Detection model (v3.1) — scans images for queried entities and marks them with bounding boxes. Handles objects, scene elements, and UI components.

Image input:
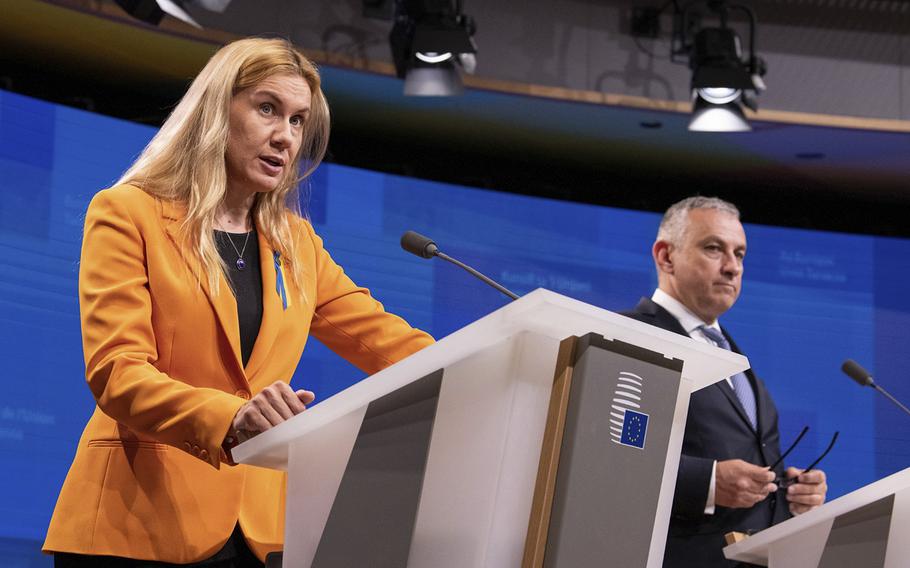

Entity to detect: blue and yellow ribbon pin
[274,251,289,310]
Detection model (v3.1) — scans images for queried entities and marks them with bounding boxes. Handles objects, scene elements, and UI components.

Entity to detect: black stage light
[115,0,231,28]
[688,27,756,132]
[115,0,167,25]
[390,0,477,96]
[666,0,766,132]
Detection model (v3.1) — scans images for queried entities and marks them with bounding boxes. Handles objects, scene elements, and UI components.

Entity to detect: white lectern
[234,289,747,567]
[724,467,910,568]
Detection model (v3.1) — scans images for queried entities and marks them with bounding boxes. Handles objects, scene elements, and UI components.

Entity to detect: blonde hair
[117,37,330,295]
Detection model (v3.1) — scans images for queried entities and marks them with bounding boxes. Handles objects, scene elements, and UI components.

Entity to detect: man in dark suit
[623,196,828,568]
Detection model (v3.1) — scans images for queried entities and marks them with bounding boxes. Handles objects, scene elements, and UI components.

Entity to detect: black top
[215,229,263,368]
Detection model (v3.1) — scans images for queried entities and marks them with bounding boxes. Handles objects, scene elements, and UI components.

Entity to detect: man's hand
[230,381,315,443]
[785,467,827,515]
[715,459,778,509]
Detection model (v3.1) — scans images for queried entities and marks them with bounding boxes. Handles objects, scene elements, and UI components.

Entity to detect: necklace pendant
[236,257,246,270]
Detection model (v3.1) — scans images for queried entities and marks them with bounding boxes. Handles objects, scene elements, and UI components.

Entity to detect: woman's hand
[230,381,315,442]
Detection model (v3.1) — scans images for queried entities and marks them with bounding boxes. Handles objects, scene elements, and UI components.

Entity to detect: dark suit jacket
[623,297,791,568]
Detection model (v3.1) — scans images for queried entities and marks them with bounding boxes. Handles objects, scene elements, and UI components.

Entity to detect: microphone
[841,359,873,387]
[400,231,519,301]
[841,359,910,418]
[400,230,438,259]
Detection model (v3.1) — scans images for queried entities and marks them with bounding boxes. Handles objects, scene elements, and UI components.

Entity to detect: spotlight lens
[404,67,464,96]
[689,106,751,132]
[697,87,741,105]
[416,52,454,64]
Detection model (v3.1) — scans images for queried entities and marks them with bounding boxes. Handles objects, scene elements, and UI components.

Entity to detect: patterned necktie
[699,325,758,430]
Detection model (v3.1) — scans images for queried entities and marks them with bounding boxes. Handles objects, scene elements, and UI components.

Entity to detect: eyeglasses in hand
[769,426,838,489]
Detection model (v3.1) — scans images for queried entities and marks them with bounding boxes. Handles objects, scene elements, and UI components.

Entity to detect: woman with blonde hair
[43,37,433,567]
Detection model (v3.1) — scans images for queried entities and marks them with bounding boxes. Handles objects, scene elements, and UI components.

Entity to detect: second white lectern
[234,289,747,567]
[724,466,910,568]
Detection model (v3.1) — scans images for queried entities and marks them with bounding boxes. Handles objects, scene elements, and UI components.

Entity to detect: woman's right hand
[229,381,315,443]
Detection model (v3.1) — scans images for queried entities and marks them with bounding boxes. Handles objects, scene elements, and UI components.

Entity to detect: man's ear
[653,240,674,274]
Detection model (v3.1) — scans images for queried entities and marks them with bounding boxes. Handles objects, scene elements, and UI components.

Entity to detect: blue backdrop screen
[2,89,910,553]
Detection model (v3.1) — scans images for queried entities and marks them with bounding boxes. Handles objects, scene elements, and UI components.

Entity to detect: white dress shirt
[650,288,728,515]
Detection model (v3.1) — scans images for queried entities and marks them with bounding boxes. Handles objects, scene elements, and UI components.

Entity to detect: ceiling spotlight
[688,25,762,132]
[689,97,750,132]
[114,0,231,28]
[390,0,478,96]
[666,1,766,132]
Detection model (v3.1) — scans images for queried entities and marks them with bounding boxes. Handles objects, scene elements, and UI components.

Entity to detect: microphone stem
[436,251,519,301]
[872,383,910,418]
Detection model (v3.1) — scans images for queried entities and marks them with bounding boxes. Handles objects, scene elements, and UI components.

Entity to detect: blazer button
[192,444,201,455]
[199,449,209,460]
[184,442,192,452]
[236,390,251,400]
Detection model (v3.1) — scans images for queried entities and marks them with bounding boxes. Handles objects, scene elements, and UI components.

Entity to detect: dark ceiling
[3,0,910,236]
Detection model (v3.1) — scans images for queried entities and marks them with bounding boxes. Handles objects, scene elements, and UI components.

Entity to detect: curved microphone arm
[435,252,519,301]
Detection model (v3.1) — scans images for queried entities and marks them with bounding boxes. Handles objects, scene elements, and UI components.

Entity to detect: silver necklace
[222,229,252,270]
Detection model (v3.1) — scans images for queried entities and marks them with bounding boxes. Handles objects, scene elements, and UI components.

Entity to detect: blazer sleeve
[304,222,434,375]
[673,454,716,520]
[79,189,244,468]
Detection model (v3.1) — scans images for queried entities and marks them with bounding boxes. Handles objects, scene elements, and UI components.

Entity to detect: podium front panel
[282,332,560,567]
[541,334,683,568]
[407,332,559,567]
[816,494,892,568]
[311,370,444,567]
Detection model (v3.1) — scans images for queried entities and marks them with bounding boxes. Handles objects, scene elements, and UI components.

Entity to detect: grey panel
[312,369,443,568]
[544,333,683,567]
[817,494,894,568]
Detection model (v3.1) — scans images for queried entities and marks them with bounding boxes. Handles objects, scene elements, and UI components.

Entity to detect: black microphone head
[400,231,439,259]
[841,359,874,387]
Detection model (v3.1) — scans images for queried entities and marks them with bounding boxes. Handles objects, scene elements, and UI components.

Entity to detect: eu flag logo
[610,371,649,449]
[620,410,649,449]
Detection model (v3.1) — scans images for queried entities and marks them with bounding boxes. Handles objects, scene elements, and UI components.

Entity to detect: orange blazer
[43,184,433,563]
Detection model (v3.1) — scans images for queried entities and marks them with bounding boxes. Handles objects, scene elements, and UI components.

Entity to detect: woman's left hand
[230,381,315,442]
